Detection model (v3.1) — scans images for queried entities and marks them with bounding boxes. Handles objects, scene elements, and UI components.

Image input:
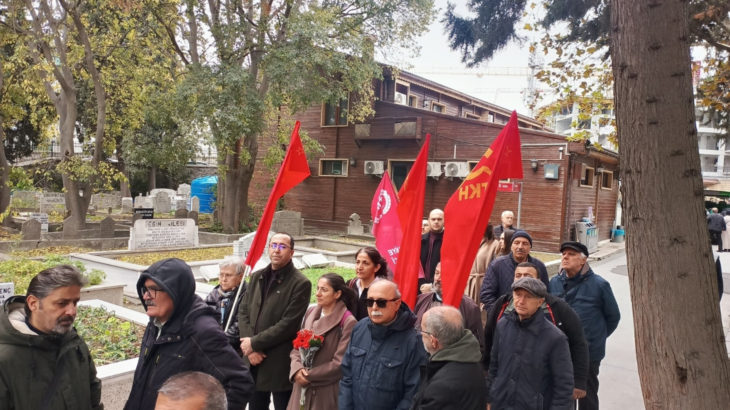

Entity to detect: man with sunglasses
[238,233,311,410]
[339,280,426,410]
[125,258,254,410]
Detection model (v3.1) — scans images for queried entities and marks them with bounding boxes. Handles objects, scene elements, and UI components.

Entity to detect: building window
[431,102,445,113]
[601,170,613,189]
[322,98,348,126]
[389,160,415,191]
[319,159,348,177]
[468,160,479,170]
[487,112,495,122]
[464,112,481,120]
[580,165,595,187]
[408,95,418,108]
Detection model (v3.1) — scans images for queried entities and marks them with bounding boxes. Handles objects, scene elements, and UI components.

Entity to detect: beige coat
[466,239,499,304]
[286,301,356,410]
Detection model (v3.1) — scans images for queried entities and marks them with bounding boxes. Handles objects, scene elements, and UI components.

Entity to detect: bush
[0,255,105,295]
[75,305,145,365]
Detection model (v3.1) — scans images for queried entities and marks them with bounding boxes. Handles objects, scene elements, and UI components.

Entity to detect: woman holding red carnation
[287,273,358,410]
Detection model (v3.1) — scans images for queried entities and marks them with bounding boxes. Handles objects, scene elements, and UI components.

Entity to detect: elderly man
[205,258,246,352]
[238,233,311,410]
[493,210,515,237]
[487,277,573,410]
[549,241,620,410]
[420,208,445,291]
[125,258,253,410]
[414,262,484,356]
[484,262,589,401]
[156,371,227,410]
[0,265,102,409]
[412,306,486,409]
[707,207,726,251]
[339,280,426,410]
[480,230,549,312]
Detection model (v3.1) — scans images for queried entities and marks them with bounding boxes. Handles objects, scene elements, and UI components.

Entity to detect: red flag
[244,121,310,268]
[394,135,430,309]
[371,171,402,270]
[441,112,523,307]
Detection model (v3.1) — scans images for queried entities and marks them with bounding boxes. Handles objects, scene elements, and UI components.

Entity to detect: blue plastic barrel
[190,176,217,214]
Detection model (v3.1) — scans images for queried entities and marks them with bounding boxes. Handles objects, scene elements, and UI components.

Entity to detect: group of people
[0,212,621,410]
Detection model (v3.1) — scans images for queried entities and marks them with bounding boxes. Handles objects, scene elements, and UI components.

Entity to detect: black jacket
[483,293,589,390]
[410,329,486,410]
[125,258,254,410]
[480,253,549,312]
[420,231,443,281]
[205,283,246,352]
[487,310,574,410]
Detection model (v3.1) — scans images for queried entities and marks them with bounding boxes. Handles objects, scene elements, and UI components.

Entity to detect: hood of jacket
[429,328,481,363]
[136,258,195,324]
[367,301,417,340]
[1,296,78,351]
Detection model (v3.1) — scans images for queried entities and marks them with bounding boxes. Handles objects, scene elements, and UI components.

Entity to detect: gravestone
[40,192,66,214]
[149,188,176,199]
[177,183,191,196]
[174,198,187,212]
[10,191,42,211]
[100,216,115,238]
[187,210,199,225]
[174,208,187,218]
[271,210,303,236]
[29,212,49,233]
[132,208,154,224]
[153,192,172,214]
[129,219,199,250]
[121,197,134,213]
[21,219,41,240]
[190,196,200,212]
[347,213,364,235]
[134,194,145,208]
[0,283,14,305]
[233,231,273,262]
[91,193,121,212]
[62,217,81,239]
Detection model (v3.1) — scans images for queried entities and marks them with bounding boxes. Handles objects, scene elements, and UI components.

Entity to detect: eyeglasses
[270,243,289,251]
[142,286,164,298]
[365,298,399,308]
[420,329,434,337]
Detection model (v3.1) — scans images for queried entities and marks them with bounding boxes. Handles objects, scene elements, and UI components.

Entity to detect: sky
[395,0,535,116]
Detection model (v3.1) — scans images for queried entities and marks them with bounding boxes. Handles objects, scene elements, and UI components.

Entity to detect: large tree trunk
[148,165,157,191]
[0,59,10,216]
[611,1,730,407]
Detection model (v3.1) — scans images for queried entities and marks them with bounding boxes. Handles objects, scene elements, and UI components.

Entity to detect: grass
[116,247,232,265]
[300,266,356,303]
[75,305,146,366]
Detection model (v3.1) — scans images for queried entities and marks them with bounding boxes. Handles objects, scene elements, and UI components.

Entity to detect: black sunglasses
[365,298,400,308]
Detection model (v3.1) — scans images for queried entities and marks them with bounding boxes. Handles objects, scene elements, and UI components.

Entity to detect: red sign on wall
[497,182,521,192]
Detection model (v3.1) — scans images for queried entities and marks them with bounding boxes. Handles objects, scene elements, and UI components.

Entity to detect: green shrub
[75,306,144,365]
[0,255,105,295]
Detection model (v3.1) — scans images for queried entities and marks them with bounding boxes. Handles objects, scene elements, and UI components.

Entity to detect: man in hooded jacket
[124,258,254,410]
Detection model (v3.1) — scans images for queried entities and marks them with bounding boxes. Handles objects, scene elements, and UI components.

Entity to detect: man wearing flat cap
[480,230,550,312]
[487,277,574,410]
[549,241,620,410]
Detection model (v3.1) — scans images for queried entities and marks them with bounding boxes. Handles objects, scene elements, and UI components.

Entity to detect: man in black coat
[412,306,486,409]
[419,209,444,292]
[125,258,254,410]
[484,262,589,402]
[707,207,726,250]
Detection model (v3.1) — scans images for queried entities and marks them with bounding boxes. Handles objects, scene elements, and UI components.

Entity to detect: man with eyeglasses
[125,258,254,410]
[339,280,426,410]
[238,233,311,410]
[205,258,247,354]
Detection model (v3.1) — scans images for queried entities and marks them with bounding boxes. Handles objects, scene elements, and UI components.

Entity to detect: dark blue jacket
[125,258,254,410]
[487,310,574,410]
[480,253,549,312]
[339,303,427,410]
[548,264,620,362]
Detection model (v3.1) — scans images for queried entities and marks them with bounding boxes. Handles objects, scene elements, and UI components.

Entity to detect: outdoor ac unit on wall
[364,160,385,176]
[427,162,442,178]
[394,92,408,105]
[444,161,470,178]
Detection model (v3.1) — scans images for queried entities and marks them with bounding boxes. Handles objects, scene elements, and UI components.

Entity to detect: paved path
[592,250,730,410]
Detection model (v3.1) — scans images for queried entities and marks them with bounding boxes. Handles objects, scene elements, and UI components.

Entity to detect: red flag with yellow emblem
[441,112,523,307]
[394,135,430,309]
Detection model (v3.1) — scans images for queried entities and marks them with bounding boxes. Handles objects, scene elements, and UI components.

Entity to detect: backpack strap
[340,310,353,329]
[544,303,557,325]
[496,301,509,321]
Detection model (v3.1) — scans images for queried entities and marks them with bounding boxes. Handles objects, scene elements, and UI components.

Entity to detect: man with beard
[414,262,484,356]
[0,265,102,409]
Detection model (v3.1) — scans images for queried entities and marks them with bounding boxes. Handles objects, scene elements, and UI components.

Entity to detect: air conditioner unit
[364,160,385,176]
[427,162,442,178]
[394,92,408,105]
[444,161,470,178]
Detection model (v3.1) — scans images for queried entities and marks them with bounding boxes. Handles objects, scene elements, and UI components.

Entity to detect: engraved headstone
[190,196,200,213]
[149,188,176,199]
[174,208,188,218]
[100,216,115,238]
[129,219,199,250]
[347,213,364,235]
[154,192,171,214]
[62,217,80,239]
[10,191,42,211]
[0,283,14,305]
[177,183,191,196]
[271,210,303,236]
[175,198,187,212]
[21,219,41,240]
[233,231,274,262]
[122,197,133,213]
[29,212,49,233]
[40,192,66,214]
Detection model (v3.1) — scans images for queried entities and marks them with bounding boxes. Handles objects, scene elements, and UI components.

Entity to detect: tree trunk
[148,165,157,191]
[0,59,10,216]
[611,1,730,407]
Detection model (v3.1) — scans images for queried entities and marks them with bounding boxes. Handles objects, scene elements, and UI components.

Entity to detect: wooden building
[250,69,620,253]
